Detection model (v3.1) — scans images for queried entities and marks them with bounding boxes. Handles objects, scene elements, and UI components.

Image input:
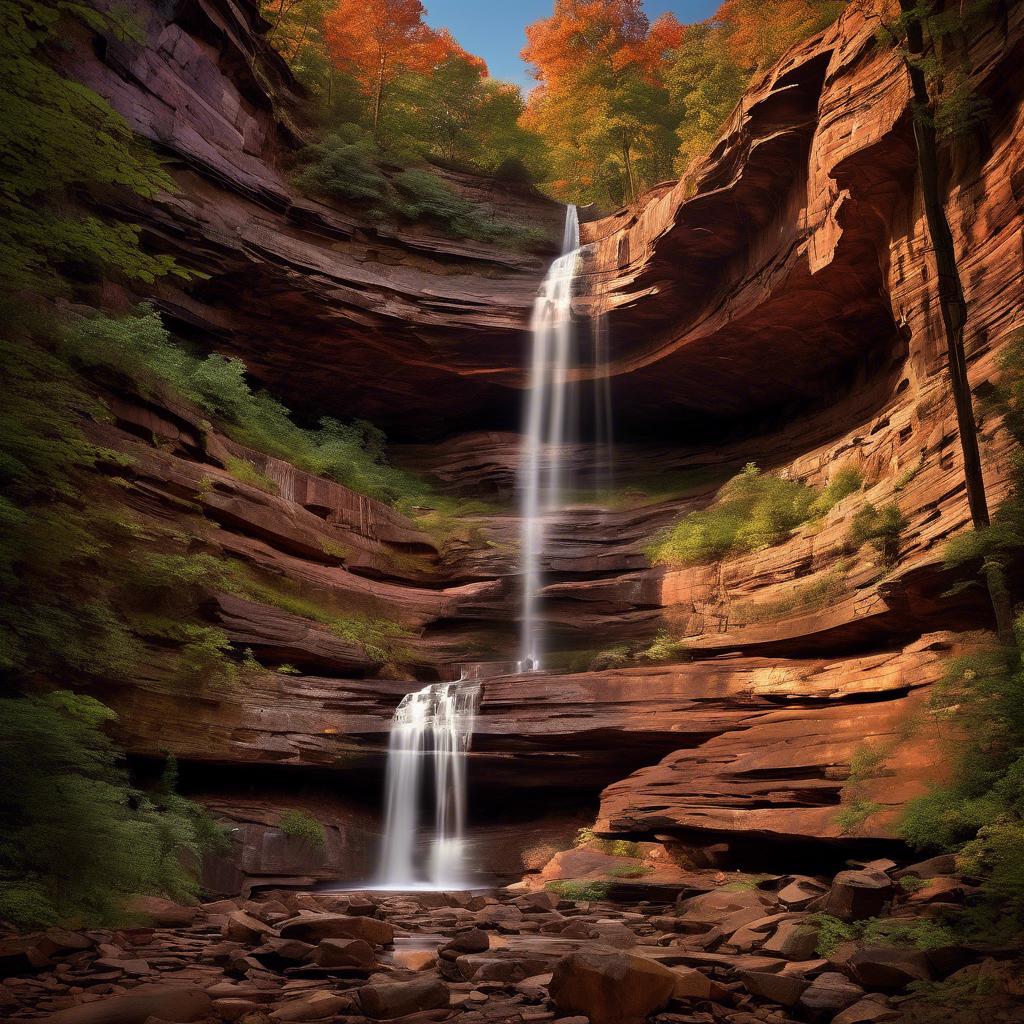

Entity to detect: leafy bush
[899,621,1024,927]
[811,913,956,957]
[0,697,221,930]
[848,502,908,565]
[836,799,884,834]
[279,810,325,848]
[647,463,822,567]
[544,880,611,901]
[65,310,432,508]
[292,130,389,204]
[809,465,863,516]
[637,632,690,663]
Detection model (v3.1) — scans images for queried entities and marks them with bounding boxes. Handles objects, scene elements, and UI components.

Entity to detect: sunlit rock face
[62,0,1024,891]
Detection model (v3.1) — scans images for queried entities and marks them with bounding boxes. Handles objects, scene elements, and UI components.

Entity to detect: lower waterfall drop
[377,681,480,889]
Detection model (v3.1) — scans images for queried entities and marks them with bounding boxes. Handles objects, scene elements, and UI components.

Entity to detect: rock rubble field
[3,859,1022,1024]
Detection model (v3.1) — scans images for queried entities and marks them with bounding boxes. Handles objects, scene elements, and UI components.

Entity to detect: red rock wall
[59,0,1024,880]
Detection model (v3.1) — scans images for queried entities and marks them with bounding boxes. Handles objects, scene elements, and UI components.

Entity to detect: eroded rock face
[53,0,1024,877]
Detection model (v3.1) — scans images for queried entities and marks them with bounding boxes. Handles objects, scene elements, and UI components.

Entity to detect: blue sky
[422,1,721,90]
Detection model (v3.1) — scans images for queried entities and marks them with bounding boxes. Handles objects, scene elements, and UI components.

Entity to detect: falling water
[519,205,580,672]
[378,681,480,889]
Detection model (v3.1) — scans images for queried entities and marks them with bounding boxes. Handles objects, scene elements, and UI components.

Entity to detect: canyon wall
[69,0,1024,890]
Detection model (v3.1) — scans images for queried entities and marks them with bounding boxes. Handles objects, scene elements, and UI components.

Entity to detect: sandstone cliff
[65,0,1024,889]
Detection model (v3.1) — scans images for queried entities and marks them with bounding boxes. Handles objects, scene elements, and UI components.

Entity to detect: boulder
[550,949,678,1024]
[832,997,900,1023]
[0,936,50,975]
[762,920,820,961]
[799,971,866,1016]
[126,895,198,928]
[269,990,353,1021]
[893,855,957,880]
[777,877,829,910]
[848,947,932,991]
[251,937,315,966]
[592,920,637,949]
[357,978,450,1019]
[740,969,810,1007]
[824,871,894,922]
[671,966,727,1000]
[40,983,212,1023]
[279,913,394,946]
[223,910,274,943]
[440,927,488,955]
[313,937,377,969]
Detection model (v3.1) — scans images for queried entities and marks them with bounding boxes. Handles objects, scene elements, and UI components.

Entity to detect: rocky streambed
[2,859,1021,1024]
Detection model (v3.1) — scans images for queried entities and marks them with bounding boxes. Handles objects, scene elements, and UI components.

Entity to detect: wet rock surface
[3,862,1021,1024]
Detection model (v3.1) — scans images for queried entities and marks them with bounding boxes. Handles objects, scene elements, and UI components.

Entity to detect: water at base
[376,681,480,890]
[519,205,581,673]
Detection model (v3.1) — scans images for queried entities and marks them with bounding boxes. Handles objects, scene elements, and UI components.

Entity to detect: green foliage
[900,875,928,893]
[544,880,611,901]
[291,128,547,248]
[224,564,408,663]
[810,466,864,516]
[279,810,325,848]
[836,799,884,834]
[223,456,279,494]
[647,463,823,567]
[848,502,908,565]
[812,914,856,957]
[812,912,956,956]
[0,0,187,299]
[899,620,1024,926]
[0,697,220,930]
[637,632,690,663]
[65,308,431,507]
[292,129,389,203]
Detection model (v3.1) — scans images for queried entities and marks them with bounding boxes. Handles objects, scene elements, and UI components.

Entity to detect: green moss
[279,810,325,848]
[545,880,611,901]
[223,455,279,494]
[607,863,652,878]
[222,564,409,663]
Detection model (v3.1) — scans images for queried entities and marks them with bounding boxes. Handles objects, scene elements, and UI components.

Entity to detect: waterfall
[519,205,581,672]
[377,681,480,889]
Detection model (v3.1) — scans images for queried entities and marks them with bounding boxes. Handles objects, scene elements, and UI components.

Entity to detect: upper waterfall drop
[519,205,581,673]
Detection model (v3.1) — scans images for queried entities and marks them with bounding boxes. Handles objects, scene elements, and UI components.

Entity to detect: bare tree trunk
[899,0,1015,645]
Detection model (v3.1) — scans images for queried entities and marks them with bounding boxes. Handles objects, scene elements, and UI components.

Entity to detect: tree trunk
[372,71,383,135]
[899,0,1015,645]
[622,137,636,202]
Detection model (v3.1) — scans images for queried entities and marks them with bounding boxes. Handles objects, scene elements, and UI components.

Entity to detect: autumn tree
[717,0,845,71]
[324,0,443,134]
[521,0,683,207]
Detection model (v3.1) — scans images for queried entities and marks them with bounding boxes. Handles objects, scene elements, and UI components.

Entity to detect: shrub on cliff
[899,621,1024,928]
[0,696,222,930]
[646,463,821,566]
[65,309,430,507]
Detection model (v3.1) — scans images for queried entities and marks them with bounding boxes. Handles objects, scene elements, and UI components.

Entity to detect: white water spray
[519,206,580,672]
[377,681,480,889]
